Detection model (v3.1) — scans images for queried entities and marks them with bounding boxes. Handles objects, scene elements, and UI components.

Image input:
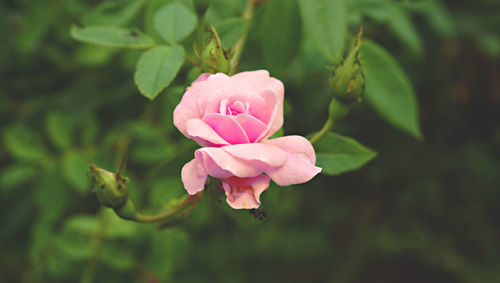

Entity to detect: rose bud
[329,28,365,104]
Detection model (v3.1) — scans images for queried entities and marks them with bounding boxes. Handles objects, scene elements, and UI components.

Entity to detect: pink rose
[174,70,321,209]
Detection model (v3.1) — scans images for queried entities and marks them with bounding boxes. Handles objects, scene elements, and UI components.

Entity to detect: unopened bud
[200,25,230,74]
[89,162,129,209]
[329,27,365,104]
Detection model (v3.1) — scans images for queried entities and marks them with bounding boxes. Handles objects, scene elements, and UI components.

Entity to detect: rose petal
[203,113,250,144]
[181,159,208,195]
[195,147,271,178]
[221,175,270,209]
[173,88,202,138]
[263,135,321,186]
[234,114,268,142]
[264,135,317,163]
[222,143,286,167]
[185,118,229,147]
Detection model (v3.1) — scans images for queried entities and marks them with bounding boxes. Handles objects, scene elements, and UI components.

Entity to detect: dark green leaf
[3,124,48,161]
[315,132,376,175]
[101,245,135,270]
[213,17,246,48]
[154,2,197,44]
[362,40,422,138]
[70,25,155,49]
[0,164,36,192]
[298,0,346,62]
[150,228,190,281]
[134,45,185,99]
[260,0,301,74]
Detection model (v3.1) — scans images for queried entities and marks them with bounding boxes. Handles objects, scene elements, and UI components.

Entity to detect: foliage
[1,0,499,282]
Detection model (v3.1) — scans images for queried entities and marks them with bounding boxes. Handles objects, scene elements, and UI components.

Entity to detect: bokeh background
[1,0,499,282]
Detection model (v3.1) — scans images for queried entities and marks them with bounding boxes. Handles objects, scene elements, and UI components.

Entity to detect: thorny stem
[229,0,255,75]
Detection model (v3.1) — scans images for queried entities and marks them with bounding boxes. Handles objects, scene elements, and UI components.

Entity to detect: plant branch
[309,119,333,145]
[229,0,255,75]
[133,193,202,223]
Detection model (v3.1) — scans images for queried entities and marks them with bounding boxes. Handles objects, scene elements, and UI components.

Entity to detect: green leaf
[154,2,197,44]
[101,245,135,270]
[83,0,146,27]
[298,0,346,62]
[70,25,155,49]
[134,45,185,99]
[213,17,246,48]
[362,40,422,138]
[63,215,99,235]
[3,124,48,161]
[54,235,92,260]
[80,114,99,144]
[260,0,301,74]
[0,164,36,192]
[36,166,68,222]
[315,132,376,175]
[130,143,175,163]
[46,111,73,149]
[61,150,92,193]
[150,228,190,281]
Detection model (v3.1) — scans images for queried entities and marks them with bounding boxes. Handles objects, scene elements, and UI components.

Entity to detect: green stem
[133,194,202,223]
[81,211,108,283]
[229,0,255,75]
[309,119,333,145]
[310,98,351,145]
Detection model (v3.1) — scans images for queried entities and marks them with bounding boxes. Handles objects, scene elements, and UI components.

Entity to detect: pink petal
[264,135,317,163]
[203,113,250,144]
[234,114,268,142]
[192,73,211,84]
[185,118,229,147]
[173,88,202,138]
[222,143,287,167]
[195,147,267,178]
[181,159,208,195]
[221,175,270,209]
[263,135,321,186]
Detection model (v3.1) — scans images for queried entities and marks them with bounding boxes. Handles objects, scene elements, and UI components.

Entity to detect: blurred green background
[1,0,499,282]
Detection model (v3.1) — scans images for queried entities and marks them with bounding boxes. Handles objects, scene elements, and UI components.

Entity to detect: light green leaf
[315,132,376,175]
[362,40,422,138]
[0,164,36,192]
[298,0,346,62]
[83,0,146,27]
[63,215,99,235]
[213,17,246,48]
[260,0,301,74]
[3,124,48,161]
[61,150,92,193]
[154,2,197,44]
[134,45,185,99]
[46,111,73,149]
[70,25,155,49]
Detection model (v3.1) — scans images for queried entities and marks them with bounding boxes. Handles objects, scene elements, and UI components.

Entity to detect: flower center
[220,99,250,116]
